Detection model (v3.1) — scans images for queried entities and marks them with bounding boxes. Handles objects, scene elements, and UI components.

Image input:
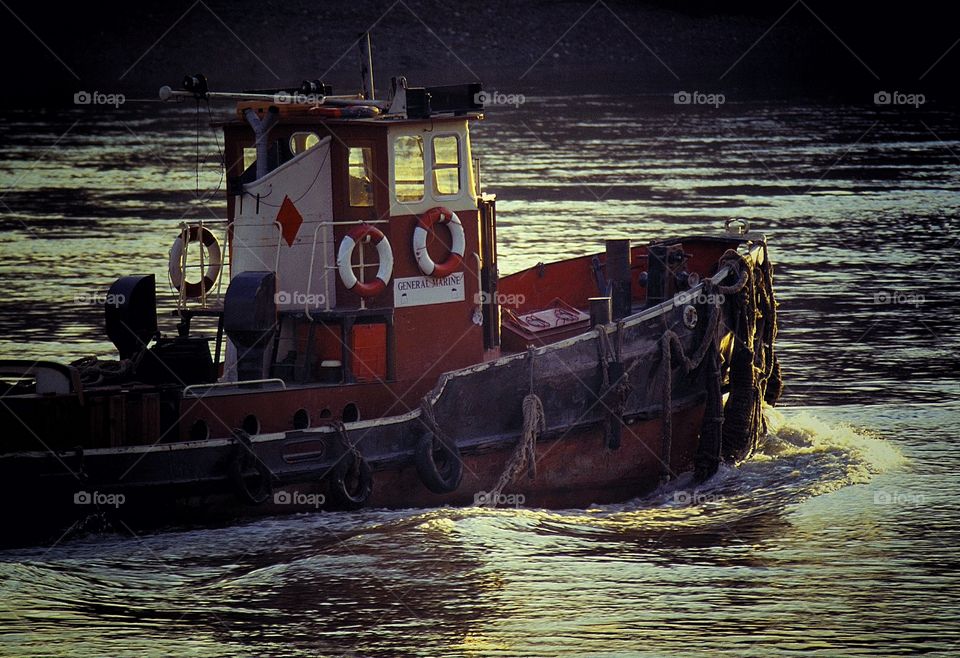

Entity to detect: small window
[394,135,424,202]
[348,146,374,207]
[290,132,320,155]
[432,135,461,196]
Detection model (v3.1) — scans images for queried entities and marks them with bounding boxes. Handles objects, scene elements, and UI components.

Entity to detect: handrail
[174,219,230,311]
[273,221,283,274]
[301,218,392,320]
[182,378,287,397]
[305,223,331,320]
[472,252,483,321]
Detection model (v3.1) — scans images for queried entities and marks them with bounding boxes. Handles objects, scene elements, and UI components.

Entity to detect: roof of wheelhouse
[216,112,484,128]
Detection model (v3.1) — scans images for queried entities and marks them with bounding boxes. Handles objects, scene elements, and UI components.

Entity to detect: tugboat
[0,63,781,546]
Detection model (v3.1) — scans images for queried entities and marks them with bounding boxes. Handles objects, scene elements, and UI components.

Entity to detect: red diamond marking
[276,195,303,247]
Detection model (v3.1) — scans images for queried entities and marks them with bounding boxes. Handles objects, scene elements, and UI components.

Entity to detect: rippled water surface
[1,97,958,656]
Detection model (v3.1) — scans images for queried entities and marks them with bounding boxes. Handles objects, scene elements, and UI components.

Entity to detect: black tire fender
[328,450,373,510]
[228,429,272,505]
[414,431,463,494]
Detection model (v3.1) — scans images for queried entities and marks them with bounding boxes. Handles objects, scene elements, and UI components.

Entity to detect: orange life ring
[413,207,465,278]
[336,224,394,297]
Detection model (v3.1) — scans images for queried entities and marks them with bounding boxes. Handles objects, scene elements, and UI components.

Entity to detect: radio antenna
[358,32,375,100]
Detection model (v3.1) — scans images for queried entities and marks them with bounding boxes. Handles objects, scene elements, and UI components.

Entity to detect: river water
[0,97,958,656]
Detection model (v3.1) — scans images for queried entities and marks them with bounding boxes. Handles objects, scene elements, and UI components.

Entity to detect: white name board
[394,273,465,308]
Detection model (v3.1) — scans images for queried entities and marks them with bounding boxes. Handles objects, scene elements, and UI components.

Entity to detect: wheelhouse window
[393,135,424,202]
[289,132,320,155]
[348,146,374,207]
[432,135,461,196]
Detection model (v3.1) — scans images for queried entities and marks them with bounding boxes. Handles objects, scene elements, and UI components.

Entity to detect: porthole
[242,414,260,435]
[189,419,210,441]
[293,408,310,430]
[342,403,360,423]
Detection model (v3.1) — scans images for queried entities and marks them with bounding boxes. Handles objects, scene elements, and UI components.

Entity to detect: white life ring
[337,223,393,297]
[413,207,465,278]
[168,225,222,298]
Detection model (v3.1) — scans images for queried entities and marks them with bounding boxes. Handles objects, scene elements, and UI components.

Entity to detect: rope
[482,348,545,507]
[715,248,781,462]
[325,419,363,480]
[419,396,453,448]
[596,325,611,391]
[329,420,357,451]
[758,245,782,405]
[70,356,134,386]
[657,280,724,481]
[69,339,153,387]
[693,338,724,482]
[659,332,674,482]
[483,394,544,507]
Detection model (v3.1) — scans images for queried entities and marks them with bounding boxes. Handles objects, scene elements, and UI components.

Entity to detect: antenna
[358,32,375,100]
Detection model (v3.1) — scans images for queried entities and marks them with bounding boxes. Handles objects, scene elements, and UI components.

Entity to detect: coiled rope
[69,334,156,386]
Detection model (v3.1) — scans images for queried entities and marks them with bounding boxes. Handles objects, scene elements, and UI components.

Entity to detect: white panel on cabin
[232,137,337,312]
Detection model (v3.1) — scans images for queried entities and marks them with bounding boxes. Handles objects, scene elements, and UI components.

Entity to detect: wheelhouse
[195,89,499,402]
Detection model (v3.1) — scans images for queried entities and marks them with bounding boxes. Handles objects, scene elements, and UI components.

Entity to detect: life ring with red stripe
[168,225,222,298]
[337,224,394,297]
[413,207,465,278]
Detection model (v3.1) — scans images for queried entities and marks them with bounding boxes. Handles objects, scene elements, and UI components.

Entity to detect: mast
[358,32,375,100]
